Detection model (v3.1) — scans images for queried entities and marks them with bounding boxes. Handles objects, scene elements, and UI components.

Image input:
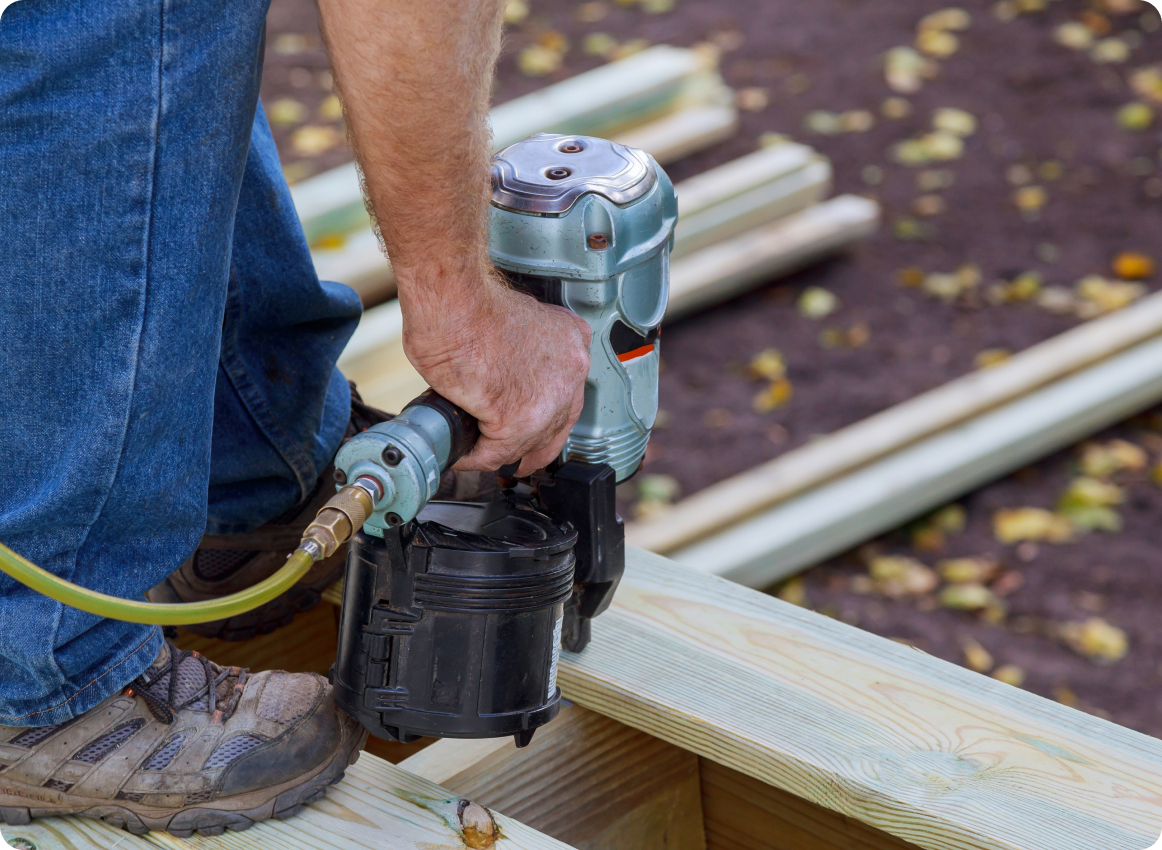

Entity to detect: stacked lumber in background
[628,291,1162,589]
[290,44,879,311]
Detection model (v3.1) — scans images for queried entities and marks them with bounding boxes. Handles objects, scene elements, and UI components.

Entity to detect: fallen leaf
[932,107,977,136]
[918,7,972,31]
[975,348,1011,369]
[1112,251,1155,279]
[575,1,608,22]
[777,578,807,606]
[938,556,1000,584]
[1079,439,1147,477]
[1130,66,1162,103]
[583,32,618,57]
[641,0,675,13]
[610,38,651,60]
[1091,36,1131,63]
[939,582,996,610]
[268,98,307,126]
[518,44,563,76]
[737,87,769,112]
[913,194,946,216]
[804,110,842,135]
[1013,185,1048,212]
[885,46,938,93]
[882,97,913,118]
[291,125,342,156]
[917,28,960,57]
[898,267,926,287]
[504,0,529,23]
[1116,101,1155,130]
[1061,617,1129,662]
[992,664,1026,686]
[702,408,733,429]
[1076,274,1146,314]
[869,556,939,598]
[753,378,793,412]
[1054,21,1095,49]
[838,109,875,132]
[798,287,840,318]
[994,507,1074,544]
[962,638,994,672]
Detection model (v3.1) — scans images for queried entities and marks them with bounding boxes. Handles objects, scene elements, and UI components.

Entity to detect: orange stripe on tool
[617,344,655,363]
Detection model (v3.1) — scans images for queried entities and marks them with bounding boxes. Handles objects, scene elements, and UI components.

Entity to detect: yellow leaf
[268,98,307,127]
[504,0,529,23]
[518,44,563,76]
[869,556,938,598]
[1076,274,1146,313]
[798,287,840,318]
[290,125,342,156]
[962,638,994,673]
[747,348,786,381]
[938,582,995,610]
[753,378,793,413]
[931,107,977,136]
[1112,251,1155,280]
[974,348,1011,369]
[318,94,344,122]
[993,507,1074,544]
[917,28,959,57]
[583,32,618,57]
[918,8,972,32]
[992,664,1026,686]
[937,556,1000,584]
[1062,617,1129,662]
[1080,439,1147,477]
[777,578,807,607]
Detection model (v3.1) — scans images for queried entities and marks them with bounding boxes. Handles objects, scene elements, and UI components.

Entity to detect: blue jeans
[0,0,361,725]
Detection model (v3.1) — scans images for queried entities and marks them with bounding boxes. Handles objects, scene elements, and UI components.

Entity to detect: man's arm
[315,0,591,477]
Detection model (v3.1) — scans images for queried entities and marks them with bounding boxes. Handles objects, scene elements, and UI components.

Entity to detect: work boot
[0,641,366,836]
[147,384,500,641]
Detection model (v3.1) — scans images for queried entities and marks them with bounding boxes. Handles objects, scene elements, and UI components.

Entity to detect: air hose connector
[301,478,380,559]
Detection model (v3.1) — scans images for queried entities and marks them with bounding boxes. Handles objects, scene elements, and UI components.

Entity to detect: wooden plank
[699,759,917,850]
[310,94,737,305]
[400,703,706,850]
[556,547,1162,850]
[628,289,1162,554]
[664,194,879,320]
[10,752,577,850]
[293,45,720,244]
[673,334,1162,588]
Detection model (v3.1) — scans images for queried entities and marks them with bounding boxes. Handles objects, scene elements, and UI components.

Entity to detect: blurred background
[261,0,1162,735]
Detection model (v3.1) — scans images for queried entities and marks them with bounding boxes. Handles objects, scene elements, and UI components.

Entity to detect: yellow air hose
[0,483,375,626]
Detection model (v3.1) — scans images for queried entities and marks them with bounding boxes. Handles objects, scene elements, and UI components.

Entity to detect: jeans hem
[0,627,163,727]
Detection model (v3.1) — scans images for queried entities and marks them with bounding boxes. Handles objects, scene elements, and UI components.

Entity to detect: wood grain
[557,548,1162,850]
[629,290,1162,554]
[401,703,706,850]
[12,753,576,850]
[700,759,917,850]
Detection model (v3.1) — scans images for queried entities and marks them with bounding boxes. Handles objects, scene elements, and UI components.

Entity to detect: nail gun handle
[402,389,479,471]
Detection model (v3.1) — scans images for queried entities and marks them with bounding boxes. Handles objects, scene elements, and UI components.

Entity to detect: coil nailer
[321,134,677,747]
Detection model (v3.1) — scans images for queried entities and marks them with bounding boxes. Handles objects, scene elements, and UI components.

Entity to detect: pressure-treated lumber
[665,194,878,320]
[557,547,1162,850]
[673,332,1162,587]
[400,703,706,850]
[293,45,722,244]
[6,752,577,850]
[309,97,739,304]
[629,289,1162,554]
[699,759,916,850]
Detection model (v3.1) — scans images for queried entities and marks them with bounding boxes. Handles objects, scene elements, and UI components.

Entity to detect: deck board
[556,547,1162,850]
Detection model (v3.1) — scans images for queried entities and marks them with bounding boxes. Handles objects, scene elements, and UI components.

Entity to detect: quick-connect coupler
[328,390,478,538]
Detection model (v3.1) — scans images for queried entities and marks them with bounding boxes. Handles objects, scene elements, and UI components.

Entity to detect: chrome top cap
[490,134,657,215]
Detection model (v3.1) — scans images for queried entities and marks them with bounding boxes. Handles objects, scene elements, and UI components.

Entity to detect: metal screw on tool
[382,445,404,466]
[546,167,572,180]
[587,233,609,250]
[333,468,348,485]
[385,512,403,527]
[559,142,584,153]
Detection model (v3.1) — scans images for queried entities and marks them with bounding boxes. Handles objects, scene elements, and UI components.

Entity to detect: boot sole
[0,720,368,837]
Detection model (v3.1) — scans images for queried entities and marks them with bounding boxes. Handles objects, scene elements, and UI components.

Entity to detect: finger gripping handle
[407,389,479,470]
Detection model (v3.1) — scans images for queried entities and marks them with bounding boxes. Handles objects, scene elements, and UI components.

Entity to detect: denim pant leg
[207,106,360,537]
[0,0,359,725]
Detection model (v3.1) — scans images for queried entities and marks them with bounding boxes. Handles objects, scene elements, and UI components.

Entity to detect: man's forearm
[316,0,506,329]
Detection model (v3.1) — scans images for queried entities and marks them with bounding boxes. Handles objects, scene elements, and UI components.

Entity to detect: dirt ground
[260,0,1162,735]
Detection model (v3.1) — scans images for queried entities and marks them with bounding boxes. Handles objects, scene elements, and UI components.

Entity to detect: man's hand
[315,0,589,473]
[401,270,591,476]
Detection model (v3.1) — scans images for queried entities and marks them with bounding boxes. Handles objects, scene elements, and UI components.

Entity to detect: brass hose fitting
[301,480,378,559]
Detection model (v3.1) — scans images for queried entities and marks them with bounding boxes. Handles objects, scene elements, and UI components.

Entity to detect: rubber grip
[406,389,479,470]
